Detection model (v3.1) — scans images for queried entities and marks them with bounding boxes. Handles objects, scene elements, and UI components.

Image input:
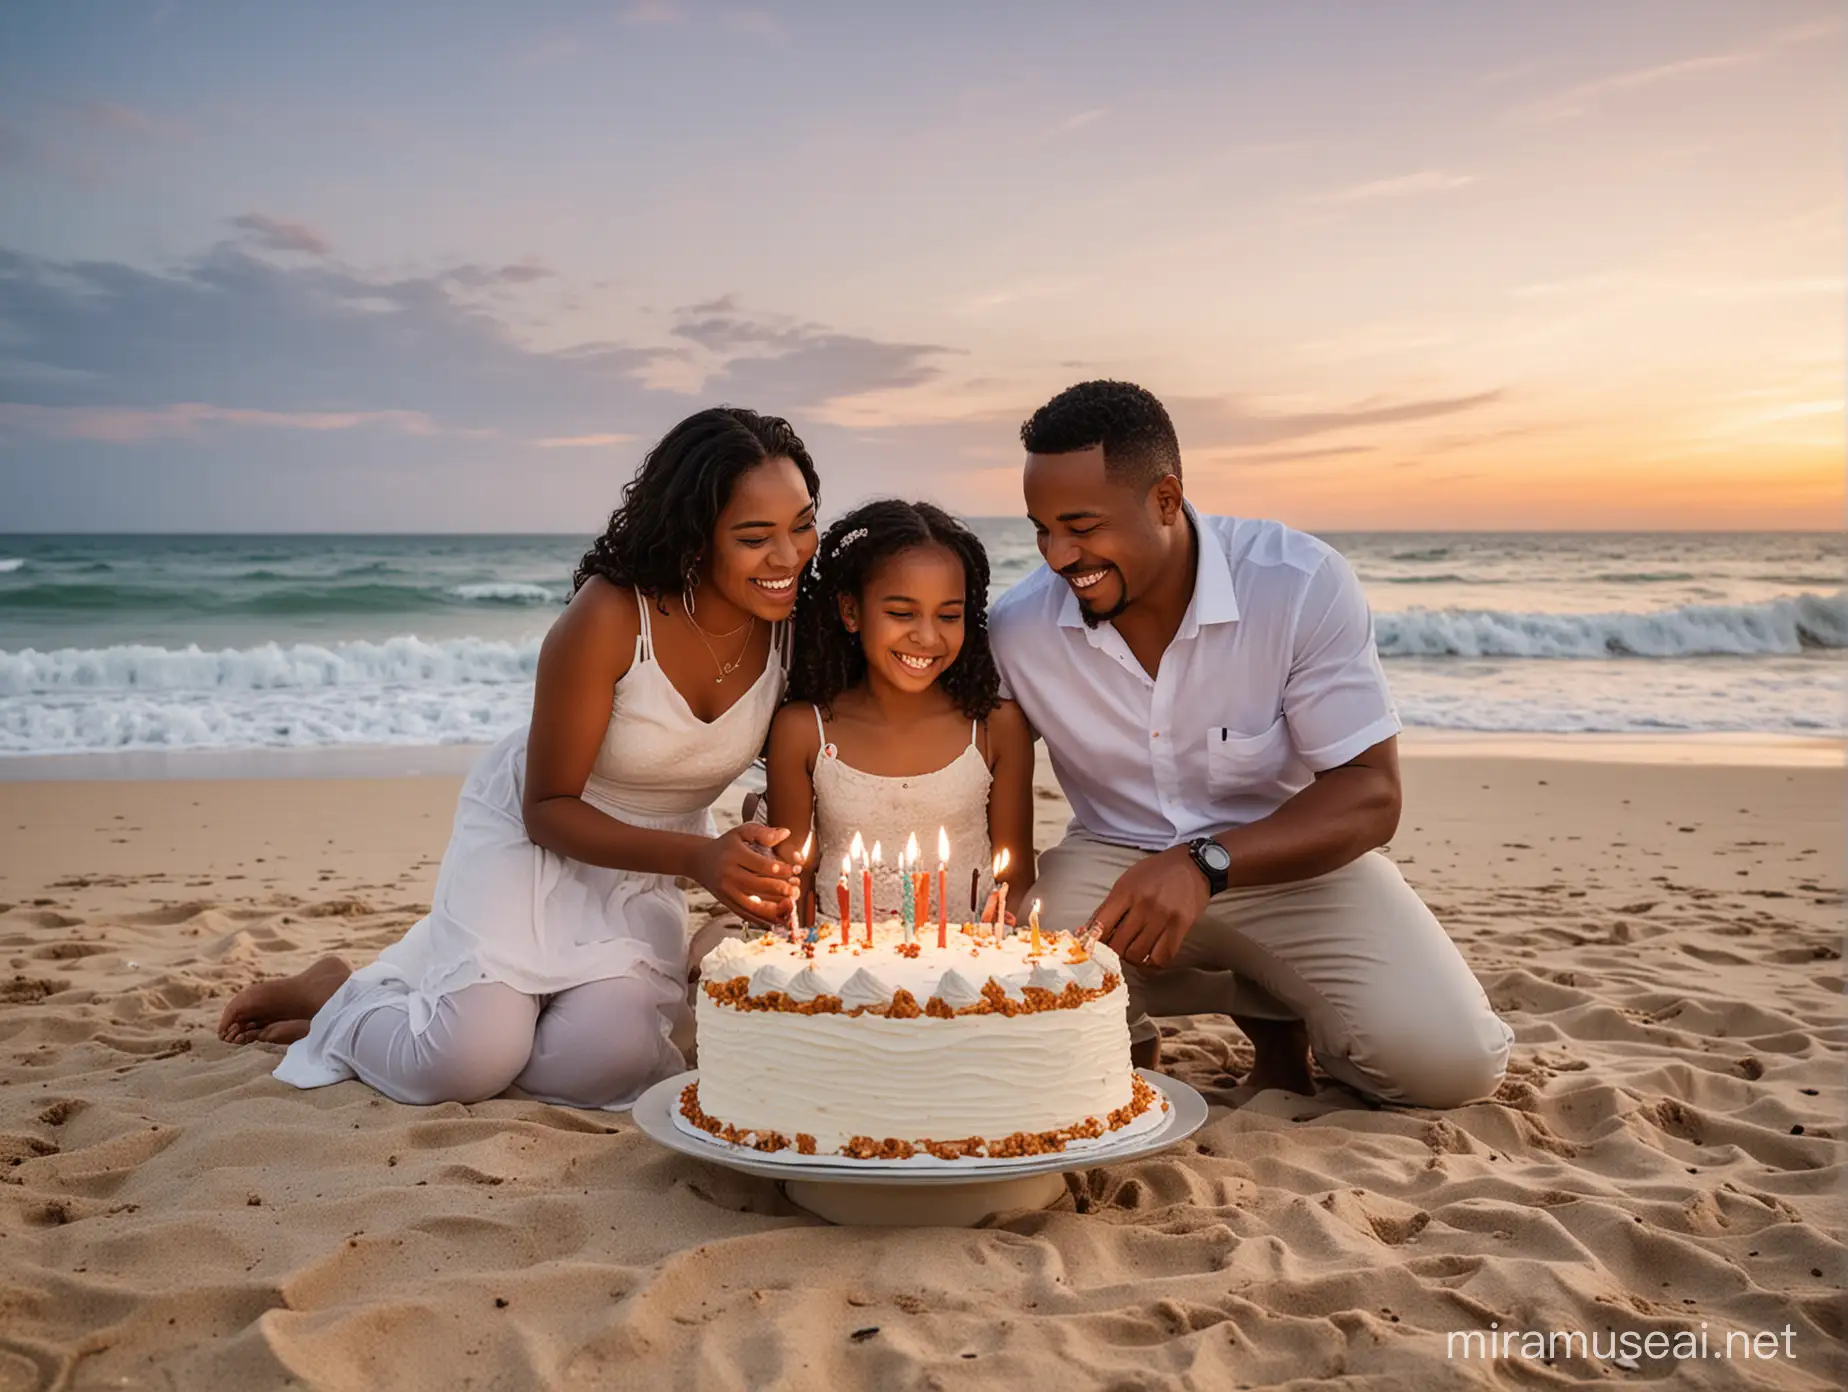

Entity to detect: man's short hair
[1019,380,1182,492]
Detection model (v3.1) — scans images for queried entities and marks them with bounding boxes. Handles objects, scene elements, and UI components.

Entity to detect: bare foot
[218,956,352,1046]
[1237,1015,1314,1095]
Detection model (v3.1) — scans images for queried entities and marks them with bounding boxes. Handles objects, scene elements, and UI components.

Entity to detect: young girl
[767,500,1035,929]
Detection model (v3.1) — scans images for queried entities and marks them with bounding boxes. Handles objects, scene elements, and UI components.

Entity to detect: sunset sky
[0,1,1840,532]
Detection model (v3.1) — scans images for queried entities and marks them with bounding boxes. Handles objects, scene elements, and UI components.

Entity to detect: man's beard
[1071,568,1131,628]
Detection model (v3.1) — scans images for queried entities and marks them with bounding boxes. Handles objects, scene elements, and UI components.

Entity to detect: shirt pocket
[1206,716,1293,793]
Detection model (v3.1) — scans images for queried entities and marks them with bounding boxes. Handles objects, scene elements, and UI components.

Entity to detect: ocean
[0,529,1840,757]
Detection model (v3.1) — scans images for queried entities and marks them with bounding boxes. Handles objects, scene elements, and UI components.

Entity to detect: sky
[0,0,1840,532]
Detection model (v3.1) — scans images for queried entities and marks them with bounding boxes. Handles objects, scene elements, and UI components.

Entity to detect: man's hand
[1087,847,1209,969]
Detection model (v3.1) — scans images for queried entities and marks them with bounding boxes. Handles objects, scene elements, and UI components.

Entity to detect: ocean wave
[1376,589,1847,658]
[0,579,556,615]
[0,559,23,573]
[449,582,559,604]
[0,688,533,753]
[0,635,542,696]
[1369,573,1492,585]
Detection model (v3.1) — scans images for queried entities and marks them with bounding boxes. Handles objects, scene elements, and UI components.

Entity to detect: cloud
[81,101,189,142]
[1216,444,1377,469]
[1508,18,1840,124]
[0,401,441,443]
[1172,389,1505,451]
[619,1,683,26]
[669,299,959,410]
[0,241,670,434]
[230,213,333,257]
[0,241,967,462]
[721,9,785,40]
[443,260,556,289]
[536,432,639,448]
[1315,170,1477,205]
[1055,108,1109,134]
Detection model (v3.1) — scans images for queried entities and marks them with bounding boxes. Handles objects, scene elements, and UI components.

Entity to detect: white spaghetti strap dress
[275,591,789,1107]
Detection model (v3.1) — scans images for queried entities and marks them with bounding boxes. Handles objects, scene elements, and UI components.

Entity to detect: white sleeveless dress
[810,706,997,925]
[276,593,789,1095]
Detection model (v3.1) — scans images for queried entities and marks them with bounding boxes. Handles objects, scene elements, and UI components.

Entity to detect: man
[990,380,1511,1107]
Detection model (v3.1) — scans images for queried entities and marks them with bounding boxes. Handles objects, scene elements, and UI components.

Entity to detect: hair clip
[830,526,869,557]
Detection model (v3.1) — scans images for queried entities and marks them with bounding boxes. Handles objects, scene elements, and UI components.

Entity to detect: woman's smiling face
[840,543,968,694]
[703,455,818,621]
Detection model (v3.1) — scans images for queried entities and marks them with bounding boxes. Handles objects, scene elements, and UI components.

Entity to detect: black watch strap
[1186,837,1230,896]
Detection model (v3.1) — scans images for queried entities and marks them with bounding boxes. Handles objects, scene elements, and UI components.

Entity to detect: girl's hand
[694,824,798,926]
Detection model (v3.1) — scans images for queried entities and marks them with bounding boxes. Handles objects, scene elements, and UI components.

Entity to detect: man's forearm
[1212,765,1400,889]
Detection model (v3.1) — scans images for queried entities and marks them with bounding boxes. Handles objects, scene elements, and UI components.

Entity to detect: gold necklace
[689,613,757,682]
[687,608,749,640]
[680,588,750,640]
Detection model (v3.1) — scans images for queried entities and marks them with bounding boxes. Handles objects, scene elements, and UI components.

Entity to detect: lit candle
[867,841,880,944]
[937,826,949,949]
[1029,898,1043,956]
[837,852,852,946]
[992,848,1011,936]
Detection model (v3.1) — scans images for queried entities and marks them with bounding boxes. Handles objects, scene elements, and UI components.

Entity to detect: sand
[0,751,1842,1389]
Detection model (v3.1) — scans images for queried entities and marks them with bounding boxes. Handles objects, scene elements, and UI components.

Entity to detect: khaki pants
[1033,827,1513,1108]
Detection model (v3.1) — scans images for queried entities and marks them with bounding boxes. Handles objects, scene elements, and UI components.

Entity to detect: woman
[218,407,819,1110]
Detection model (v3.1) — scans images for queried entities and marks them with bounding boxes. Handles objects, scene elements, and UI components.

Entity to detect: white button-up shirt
[991,508,1400,851]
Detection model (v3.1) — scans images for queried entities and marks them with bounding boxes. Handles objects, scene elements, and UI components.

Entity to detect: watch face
[1200,843,1232,872]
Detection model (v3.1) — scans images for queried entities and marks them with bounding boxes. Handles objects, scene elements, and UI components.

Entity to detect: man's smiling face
[1023,444,1183,628]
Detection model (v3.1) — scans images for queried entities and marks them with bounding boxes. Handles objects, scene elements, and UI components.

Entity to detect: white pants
[332,975,683,1109]
[1033,829,1513,1108]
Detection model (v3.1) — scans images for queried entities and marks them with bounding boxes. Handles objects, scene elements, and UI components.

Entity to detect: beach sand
[1,752,1841,1389]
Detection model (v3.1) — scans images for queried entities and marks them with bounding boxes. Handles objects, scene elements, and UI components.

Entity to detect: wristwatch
[1185,837,1231,896]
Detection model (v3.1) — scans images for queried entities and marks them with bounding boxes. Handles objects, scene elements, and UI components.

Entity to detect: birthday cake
[683,919,1160,1160]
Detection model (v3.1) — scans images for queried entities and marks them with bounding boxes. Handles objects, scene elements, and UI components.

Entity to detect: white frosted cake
[685,920,1160,1160]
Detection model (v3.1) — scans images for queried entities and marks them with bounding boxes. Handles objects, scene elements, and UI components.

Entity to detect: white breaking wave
[449,581,557,604]
[0,635,542,754]
[1377,589,1846,658]
[0,635,541,695]
[0,559,23,573]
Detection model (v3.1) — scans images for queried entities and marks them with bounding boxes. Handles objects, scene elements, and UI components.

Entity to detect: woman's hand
[693,823,798,925]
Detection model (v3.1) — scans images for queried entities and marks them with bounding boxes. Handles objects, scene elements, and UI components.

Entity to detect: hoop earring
[683,566,699,618]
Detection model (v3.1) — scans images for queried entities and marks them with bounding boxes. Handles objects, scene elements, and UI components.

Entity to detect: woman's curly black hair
[572,406,819,602]
[789,499,1000,721]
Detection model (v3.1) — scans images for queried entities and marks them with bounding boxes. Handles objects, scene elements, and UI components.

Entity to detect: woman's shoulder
[541,576,643,676]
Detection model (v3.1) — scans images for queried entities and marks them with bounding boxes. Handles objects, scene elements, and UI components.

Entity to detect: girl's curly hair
[789,499,1000,721]
[572,407,819,602]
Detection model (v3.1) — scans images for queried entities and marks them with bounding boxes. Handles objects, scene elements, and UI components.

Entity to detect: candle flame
[849,830,865,860]
[871,841,882,865]
[993,848,1010,875]
[904,831,920,864]
[841,852,852,875]
[937,825,949,864]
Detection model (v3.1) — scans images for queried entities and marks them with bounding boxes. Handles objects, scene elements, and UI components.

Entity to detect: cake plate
[632,1068,1208,1227]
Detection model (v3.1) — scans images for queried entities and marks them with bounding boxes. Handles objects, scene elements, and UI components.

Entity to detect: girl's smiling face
[839,543,967,695]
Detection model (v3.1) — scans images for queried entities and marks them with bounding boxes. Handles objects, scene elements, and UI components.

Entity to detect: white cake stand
[631,1068,1208,1227]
